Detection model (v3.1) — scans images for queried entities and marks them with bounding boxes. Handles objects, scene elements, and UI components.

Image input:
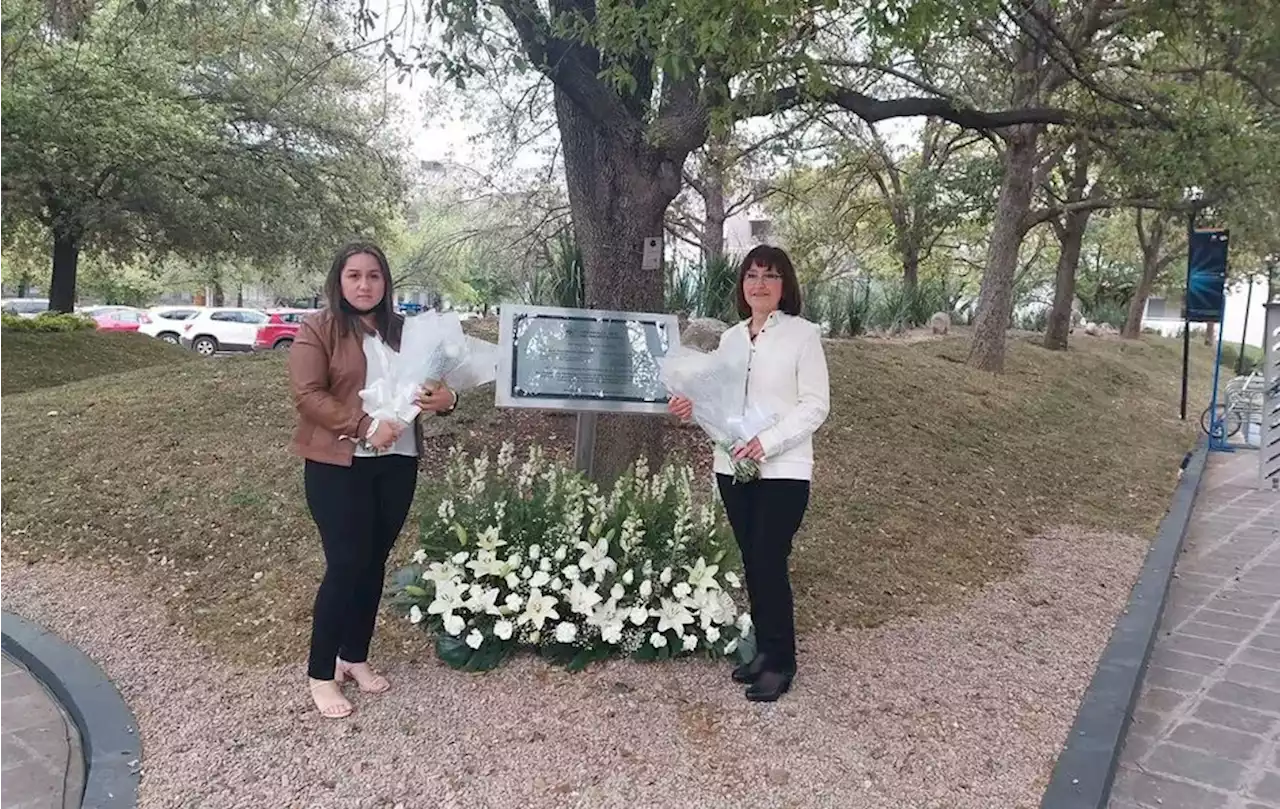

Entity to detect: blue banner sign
[1185,229,1229,323]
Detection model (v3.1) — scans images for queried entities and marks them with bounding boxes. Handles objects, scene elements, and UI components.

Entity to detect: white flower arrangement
[392,442,749,671]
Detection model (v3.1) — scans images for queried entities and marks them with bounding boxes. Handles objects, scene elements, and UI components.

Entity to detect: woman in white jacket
[669,245,830,702]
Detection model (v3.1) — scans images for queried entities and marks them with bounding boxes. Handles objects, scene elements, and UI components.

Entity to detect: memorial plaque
[495,304,680,415]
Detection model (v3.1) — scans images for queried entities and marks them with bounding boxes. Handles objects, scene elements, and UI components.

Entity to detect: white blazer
[712,311,830,481]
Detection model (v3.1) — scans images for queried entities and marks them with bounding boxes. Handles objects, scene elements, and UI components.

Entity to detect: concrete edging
[1039,440,1210,809]
[2,612,140,809]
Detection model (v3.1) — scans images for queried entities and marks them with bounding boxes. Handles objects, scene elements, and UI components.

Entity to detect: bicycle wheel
[1200,405,1243,438]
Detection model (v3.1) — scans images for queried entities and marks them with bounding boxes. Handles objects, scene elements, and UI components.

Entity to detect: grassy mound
[1,330,193,395]
[0,335,1215,667]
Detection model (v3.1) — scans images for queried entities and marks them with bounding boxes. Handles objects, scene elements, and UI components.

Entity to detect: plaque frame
[495,303,681,415]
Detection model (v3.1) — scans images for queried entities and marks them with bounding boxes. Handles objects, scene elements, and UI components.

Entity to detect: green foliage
[1,312,96,332]
[543,230,585,308]
[2,0,405,296]
[664,255,739,321]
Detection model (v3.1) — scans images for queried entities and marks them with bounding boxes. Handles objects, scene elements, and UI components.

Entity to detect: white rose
[610,583,625,601]
[563,565,581,581]
[539,557,553,573]
[673,582,692,599]
[505,573,521,589]
[555,622,578,644]
[554,546,568,562]
[494,619,514,640]
[529,544,541,560]
[660,567,673,584]
[465,629,484,649]
[522,565,534,580]
[504,593,523,612]
[409,605,424,624]
[530,571,551,589]
[737,613,753,633]
[622,570,635,585]
[705,626,721,643]
[649,632,667,648]
[550,578,564,592]
[443,614,465,636]
[639,580,653,599]
[682,634,697,652]
[629,606,648,626]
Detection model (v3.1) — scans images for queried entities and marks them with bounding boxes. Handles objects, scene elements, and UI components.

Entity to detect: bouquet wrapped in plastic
[358,311,499,436]
[659,345,777,483]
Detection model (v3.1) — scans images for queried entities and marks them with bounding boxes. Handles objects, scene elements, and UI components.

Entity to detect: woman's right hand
[368,419,404,450]
[667,395,693,422]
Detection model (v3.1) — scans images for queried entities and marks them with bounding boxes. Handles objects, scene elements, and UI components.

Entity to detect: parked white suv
[139,306,204,344]
[2,298,50,318]
[180,308,269,356]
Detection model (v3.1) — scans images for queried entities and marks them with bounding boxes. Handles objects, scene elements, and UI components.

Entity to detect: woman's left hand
[416,385,457,414]
[732,437,765,462]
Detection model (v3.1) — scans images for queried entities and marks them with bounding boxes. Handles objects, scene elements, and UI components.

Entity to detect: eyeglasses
[744,271,783,284]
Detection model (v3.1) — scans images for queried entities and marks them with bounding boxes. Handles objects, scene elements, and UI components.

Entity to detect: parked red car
[254,309,314,350]
[83,306,152,332]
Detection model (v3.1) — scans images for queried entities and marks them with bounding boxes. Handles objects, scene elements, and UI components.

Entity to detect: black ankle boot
[745,670,793,702]
[731,653,768,684]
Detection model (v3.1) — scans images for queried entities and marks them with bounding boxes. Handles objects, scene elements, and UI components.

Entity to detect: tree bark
[1044,141,1094,351]
[48,220,82,313]
[1122,210,1176,339]
[555,89,686,484]
[968,126,1040,371]
[1044,210,1089,350]
[16,274,31,298]
[699,129,728,264]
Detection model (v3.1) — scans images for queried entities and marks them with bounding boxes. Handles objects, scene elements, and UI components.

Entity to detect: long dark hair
[735,244,803,319]
[325,242,395,339]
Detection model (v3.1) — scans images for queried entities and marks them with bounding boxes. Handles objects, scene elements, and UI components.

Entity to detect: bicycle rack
[1261,302,1280,490]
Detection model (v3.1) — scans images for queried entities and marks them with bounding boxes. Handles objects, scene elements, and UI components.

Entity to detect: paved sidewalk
[2,652,83,809]
[1110,450,1280,809]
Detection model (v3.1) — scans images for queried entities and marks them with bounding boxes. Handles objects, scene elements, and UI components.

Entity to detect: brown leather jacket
[288,308,423,466]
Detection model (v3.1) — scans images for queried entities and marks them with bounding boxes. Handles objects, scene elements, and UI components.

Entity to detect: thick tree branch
[740,84,1074,130]
[494,0,642,145]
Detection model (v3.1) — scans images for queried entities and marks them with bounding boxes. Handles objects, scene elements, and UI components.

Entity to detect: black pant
[717,475,810,673]
[305,455,418,680]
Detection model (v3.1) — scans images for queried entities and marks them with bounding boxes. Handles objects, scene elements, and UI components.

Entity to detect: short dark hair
[735,245,802,319]
[325,242,395,339]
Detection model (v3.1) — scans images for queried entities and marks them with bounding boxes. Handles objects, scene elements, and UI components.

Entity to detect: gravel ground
[1,526,1146,809]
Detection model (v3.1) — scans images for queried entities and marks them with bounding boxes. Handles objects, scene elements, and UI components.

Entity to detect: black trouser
[717,475,810,674]
[305,455,418,680]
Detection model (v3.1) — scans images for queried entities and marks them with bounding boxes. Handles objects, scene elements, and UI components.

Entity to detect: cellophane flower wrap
[359,311,499,428]
[659,345,777,483]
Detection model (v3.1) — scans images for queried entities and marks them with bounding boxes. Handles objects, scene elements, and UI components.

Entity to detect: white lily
[568,580,603,616]
[518,589,560,629]
[685,558,721,591]
[410,549,428,564]
[576,536,617,581]
[422,561,461,585]
[476,525,507,552]
[529,570,551,589]
[653,598,695,635]
[427,579,466,617]
[451,551,469,565]
[465,585,502,616]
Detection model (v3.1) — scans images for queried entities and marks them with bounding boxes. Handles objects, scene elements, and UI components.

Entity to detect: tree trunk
[901,243,920,295]
[1044,210,1089,350]
[236,287,244,307]
[48,221,82,313]
[700,132,727,264]
[1122,269,1157,338]
[16,274,31,298]
[555,90,686,484]
[211,280,225,307]
[969,126,1040,371]
[1204,321,1215,347]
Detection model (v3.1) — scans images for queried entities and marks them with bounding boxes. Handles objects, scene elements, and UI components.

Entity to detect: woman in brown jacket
[289,242,457,719]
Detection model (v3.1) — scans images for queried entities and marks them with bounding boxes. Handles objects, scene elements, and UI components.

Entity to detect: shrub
[1,312,96,332]
[393,444,752,672]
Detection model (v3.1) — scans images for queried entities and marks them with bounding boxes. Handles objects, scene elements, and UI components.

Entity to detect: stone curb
[1038,440,1210,809]
[2,612,141,809]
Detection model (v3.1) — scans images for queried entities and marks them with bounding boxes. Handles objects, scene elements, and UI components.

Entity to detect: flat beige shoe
[309,678,354,719]
[336,659,391,694]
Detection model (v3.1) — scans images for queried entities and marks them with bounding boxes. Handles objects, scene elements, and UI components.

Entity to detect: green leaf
[403,584,428,597]
[453,524,468,546]
[435,634,472,669]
